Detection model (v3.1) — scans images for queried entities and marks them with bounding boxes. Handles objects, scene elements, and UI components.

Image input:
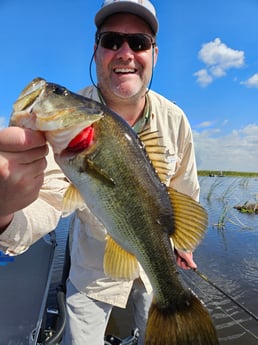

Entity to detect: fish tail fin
[145,292,219,345]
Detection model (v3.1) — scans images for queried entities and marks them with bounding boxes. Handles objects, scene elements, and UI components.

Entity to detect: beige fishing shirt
[0,86,200,308]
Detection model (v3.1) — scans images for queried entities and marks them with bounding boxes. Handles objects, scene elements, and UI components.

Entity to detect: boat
[0,232,56,344]
[0,231,139,345]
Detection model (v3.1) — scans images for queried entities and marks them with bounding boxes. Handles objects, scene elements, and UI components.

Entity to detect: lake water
[180,176,258,344]
[48,176,258,344]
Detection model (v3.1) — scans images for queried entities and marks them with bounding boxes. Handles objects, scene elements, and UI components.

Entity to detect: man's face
[94,13,158,102]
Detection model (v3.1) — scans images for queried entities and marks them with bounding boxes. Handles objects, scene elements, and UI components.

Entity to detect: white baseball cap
[95,0,159,34]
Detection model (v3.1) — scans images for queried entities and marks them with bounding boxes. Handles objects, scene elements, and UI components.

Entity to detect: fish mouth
[10,78,46,130]
[12,78,46,115]
[46,124,96,156]
[11,77,104,155]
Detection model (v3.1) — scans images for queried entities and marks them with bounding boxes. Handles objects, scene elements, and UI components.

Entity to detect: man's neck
[98,89,147,126]
[108,99,146,126]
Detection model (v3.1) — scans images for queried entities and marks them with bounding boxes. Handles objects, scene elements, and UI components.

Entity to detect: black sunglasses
[96,32,155,52]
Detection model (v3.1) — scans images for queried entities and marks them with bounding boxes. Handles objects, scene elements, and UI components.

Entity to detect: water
[48,176,258,343]
[180,176,258,344]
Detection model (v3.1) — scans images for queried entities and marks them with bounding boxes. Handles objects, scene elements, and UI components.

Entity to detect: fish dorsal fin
[104,235,140,280]
[168,188,208,251]
[62,184,85,216]
[138,129,170,183]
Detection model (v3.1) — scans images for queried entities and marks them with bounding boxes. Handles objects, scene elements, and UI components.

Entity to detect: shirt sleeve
[0,148,69,255]
[150,92,200,202]
[169,124,200,202]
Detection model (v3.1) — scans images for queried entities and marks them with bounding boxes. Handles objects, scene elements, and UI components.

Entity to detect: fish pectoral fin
[168,188,208,251]
[85,159,115,187]
[62,184,85,216]
[104,235,140,280]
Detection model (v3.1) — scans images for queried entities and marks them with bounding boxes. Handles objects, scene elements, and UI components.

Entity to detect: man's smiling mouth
[113,68,137,74]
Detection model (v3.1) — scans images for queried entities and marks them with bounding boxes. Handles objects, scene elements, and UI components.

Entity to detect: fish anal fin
[104,235,140,280]
[168,188,208,251]
[62,184,85,216]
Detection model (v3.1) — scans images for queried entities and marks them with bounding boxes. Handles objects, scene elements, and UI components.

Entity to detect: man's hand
[0,127,48,231]
[174,248,197,270]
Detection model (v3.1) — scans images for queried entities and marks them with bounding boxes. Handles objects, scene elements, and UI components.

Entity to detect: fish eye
[52,85,67,95]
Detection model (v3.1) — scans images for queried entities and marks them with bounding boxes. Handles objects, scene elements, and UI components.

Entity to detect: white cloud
[196,121,215,128]
[199,38,244,69]
[241,73,258,88]
[193,69,213,87]
[194,38,245,87]
[193,124,258,172]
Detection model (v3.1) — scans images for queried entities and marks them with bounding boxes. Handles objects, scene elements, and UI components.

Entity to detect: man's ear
[153,46,158,67]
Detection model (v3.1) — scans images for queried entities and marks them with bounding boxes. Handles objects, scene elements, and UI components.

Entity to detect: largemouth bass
[10,77,219,345]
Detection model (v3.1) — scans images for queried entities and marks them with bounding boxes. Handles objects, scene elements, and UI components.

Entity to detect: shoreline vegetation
[198,171,258,217]
[198,170,258,178]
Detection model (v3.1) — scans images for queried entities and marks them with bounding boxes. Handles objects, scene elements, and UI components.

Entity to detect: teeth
[114,68,135,73]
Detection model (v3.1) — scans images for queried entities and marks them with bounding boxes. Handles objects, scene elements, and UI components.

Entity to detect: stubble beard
[98,74,148,103]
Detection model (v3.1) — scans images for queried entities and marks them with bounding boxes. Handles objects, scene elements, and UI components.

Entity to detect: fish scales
[64,112,182,305]
[10,78,219,345]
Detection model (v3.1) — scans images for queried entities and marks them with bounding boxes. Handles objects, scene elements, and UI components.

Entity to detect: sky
[1,0,258,172]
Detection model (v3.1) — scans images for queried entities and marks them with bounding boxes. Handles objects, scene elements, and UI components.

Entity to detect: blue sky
[1,0,258,172]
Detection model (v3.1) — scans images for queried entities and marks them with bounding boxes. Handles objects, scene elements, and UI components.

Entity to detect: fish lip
[12,77,46,113]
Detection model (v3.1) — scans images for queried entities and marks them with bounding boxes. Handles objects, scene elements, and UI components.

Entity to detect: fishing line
[145,45,155,94]
[191,268,258,322]
[180,269,258,340]
[89,46,99,90]
[178,254,258,322]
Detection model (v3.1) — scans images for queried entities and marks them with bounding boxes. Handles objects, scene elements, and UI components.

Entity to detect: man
[0,1,200,344]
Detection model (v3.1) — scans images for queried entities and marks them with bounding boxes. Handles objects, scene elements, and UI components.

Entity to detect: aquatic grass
[213,204,228,230]
[218,179,238,203]
[213,202,254,230]
[227,216,253,230]
[206,179,225,202]
[201,175,257,231]
[239,178,249,189]
[204,177,239,204]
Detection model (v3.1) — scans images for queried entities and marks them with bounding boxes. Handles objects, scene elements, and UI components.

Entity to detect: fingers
[0,127,46,152]
[1,144,49,166]
[0,127,48,216]
[175,249,197,270]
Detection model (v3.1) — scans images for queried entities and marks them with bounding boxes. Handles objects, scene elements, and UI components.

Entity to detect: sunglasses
[96,32,155,52]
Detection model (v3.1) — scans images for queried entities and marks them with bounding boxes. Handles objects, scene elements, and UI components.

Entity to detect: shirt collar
[97,88,151,134]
